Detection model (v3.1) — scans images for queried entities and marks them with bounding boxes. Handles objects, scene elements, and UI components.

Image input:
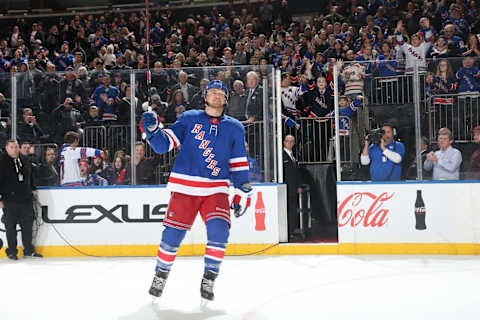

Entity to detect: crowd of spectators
[1,0,480,184]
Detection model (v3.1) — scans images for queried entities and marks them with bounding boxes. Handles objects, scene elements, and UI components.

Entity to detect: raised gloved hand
[230,183,253,218]
[140,108,163,139]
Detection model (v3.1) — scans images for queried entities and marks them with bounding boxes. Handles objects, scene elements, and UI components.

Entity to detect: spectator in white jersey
[59,131,103,186]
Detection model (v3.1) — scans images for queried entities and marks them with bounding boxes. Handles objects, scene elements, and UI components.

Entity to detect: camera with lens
[367,128,385,145]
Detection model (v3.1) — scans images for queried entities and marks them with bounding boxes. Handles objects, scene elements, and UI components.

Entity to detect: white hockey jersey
[59,144,101,186]
[396,29,433,73]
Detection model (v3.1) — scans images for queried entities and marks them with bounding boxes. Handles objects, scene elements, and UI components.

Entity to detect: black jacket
[246,85,264,121]
[136,155,162,185]
[0,153,36,202]
[283,149,302,191]
[37,162,59,186]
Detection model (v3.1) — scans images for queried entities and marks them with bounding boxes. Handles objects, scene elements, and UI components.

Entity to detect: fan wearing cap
[468,126,480,179]
[141,80,251,301]
[395,19,432,73]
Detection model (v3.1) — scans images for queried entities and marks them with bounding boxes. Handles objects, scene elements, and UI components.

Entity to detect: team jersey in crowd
[53,53,74,71]
[146,110,249,196]
[376,54,398,76]
[327,98,362,135]
[82,173,108,186]
[91,85,120,120]
[59,145,101,186]
[396,29,432,72]
[456,66,480,94]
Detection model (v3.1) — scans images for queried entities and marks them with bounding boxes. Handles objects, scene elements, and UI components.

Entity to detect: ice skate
[200,270,218,305]
[148,269,169,300]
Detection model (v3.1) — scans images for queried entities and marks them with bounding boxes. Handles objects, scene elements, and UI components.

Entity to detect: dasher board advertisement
[337,182,480,244]
[0,185,284,252]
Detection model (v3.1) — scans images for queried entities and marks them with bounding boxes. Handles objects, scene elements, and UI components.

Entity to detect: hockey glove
[230,183,253,218]
[140,109,163,139]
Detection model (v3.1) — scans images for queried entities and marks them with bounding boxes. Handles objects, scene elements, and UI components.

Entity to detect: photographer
[361,124,405,181]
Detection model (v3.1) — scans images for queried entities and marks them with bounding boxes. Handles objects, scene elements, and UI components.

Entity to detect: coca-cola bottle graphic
[415,190,426,230]
[255,192,266,231]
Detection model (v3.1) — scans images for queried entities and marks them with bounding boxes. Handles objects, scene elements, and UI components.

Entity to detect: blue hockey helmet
[204,80,229,101]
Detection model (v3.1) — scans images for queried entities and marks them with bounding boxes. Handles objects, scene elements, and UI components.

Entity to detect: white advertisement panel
[0,184,284,251]
[337,182,480,244]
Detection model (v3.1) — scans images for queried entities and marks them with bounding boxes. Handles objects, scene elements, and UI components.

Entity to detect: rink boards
[0,184,289,257]
[2,181,480,257]
[336,181,480,255]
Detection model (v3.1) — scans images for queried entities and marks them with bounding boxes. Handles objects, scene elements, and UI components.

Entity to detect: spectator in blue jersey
[245,140,261,182]
[361,123,405,181]
[79,159,108,186]
[456,56,480,139]
[443,24,464,54]
[91,73,120,122]
[327,96,363,161]
[441,4,470,36]
[306,76,333,117]
[53,42,74,72]
[9,49,26,68]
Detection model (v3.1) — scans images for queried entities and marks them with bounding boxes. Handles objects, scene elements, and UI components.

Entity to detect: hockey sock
[155,226,186,273]
[204,219,229,274]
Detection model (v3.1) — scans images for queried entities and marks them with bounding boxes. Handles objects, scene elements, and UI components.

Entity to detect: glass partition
[335,59,421,182]
[424,57,480,181]
[0,72,11,149]
[133,65,277,186]
[12,64,276,187]
[331,56,480,182]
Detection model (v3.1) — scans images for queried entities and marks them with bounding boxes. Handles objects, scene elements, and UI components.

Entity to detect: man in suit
[245,71,264,122]
[0,140,42,260]
[171,71,198,106]
[283,135,303,240]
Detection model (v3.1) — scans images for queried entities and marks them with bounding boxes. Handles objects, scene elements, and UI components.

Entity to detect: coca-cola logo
[338,192,394,228]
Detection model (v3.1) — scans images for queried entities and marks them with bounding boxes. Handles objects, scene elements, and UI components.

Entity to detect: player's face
[206,88,226,109]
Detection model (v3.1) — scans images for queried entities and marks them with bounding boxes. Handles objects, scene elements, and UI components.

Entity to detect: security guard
[0,140,42,260]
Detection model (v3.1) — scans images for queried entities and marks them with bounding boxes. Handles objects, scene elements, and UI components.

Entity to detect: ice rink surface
[1,254,479,320]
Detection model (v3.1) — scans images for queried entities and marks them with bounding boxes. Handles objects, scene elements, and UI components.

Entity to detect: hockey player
[141,80,252,302]
[59,131,103,186]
